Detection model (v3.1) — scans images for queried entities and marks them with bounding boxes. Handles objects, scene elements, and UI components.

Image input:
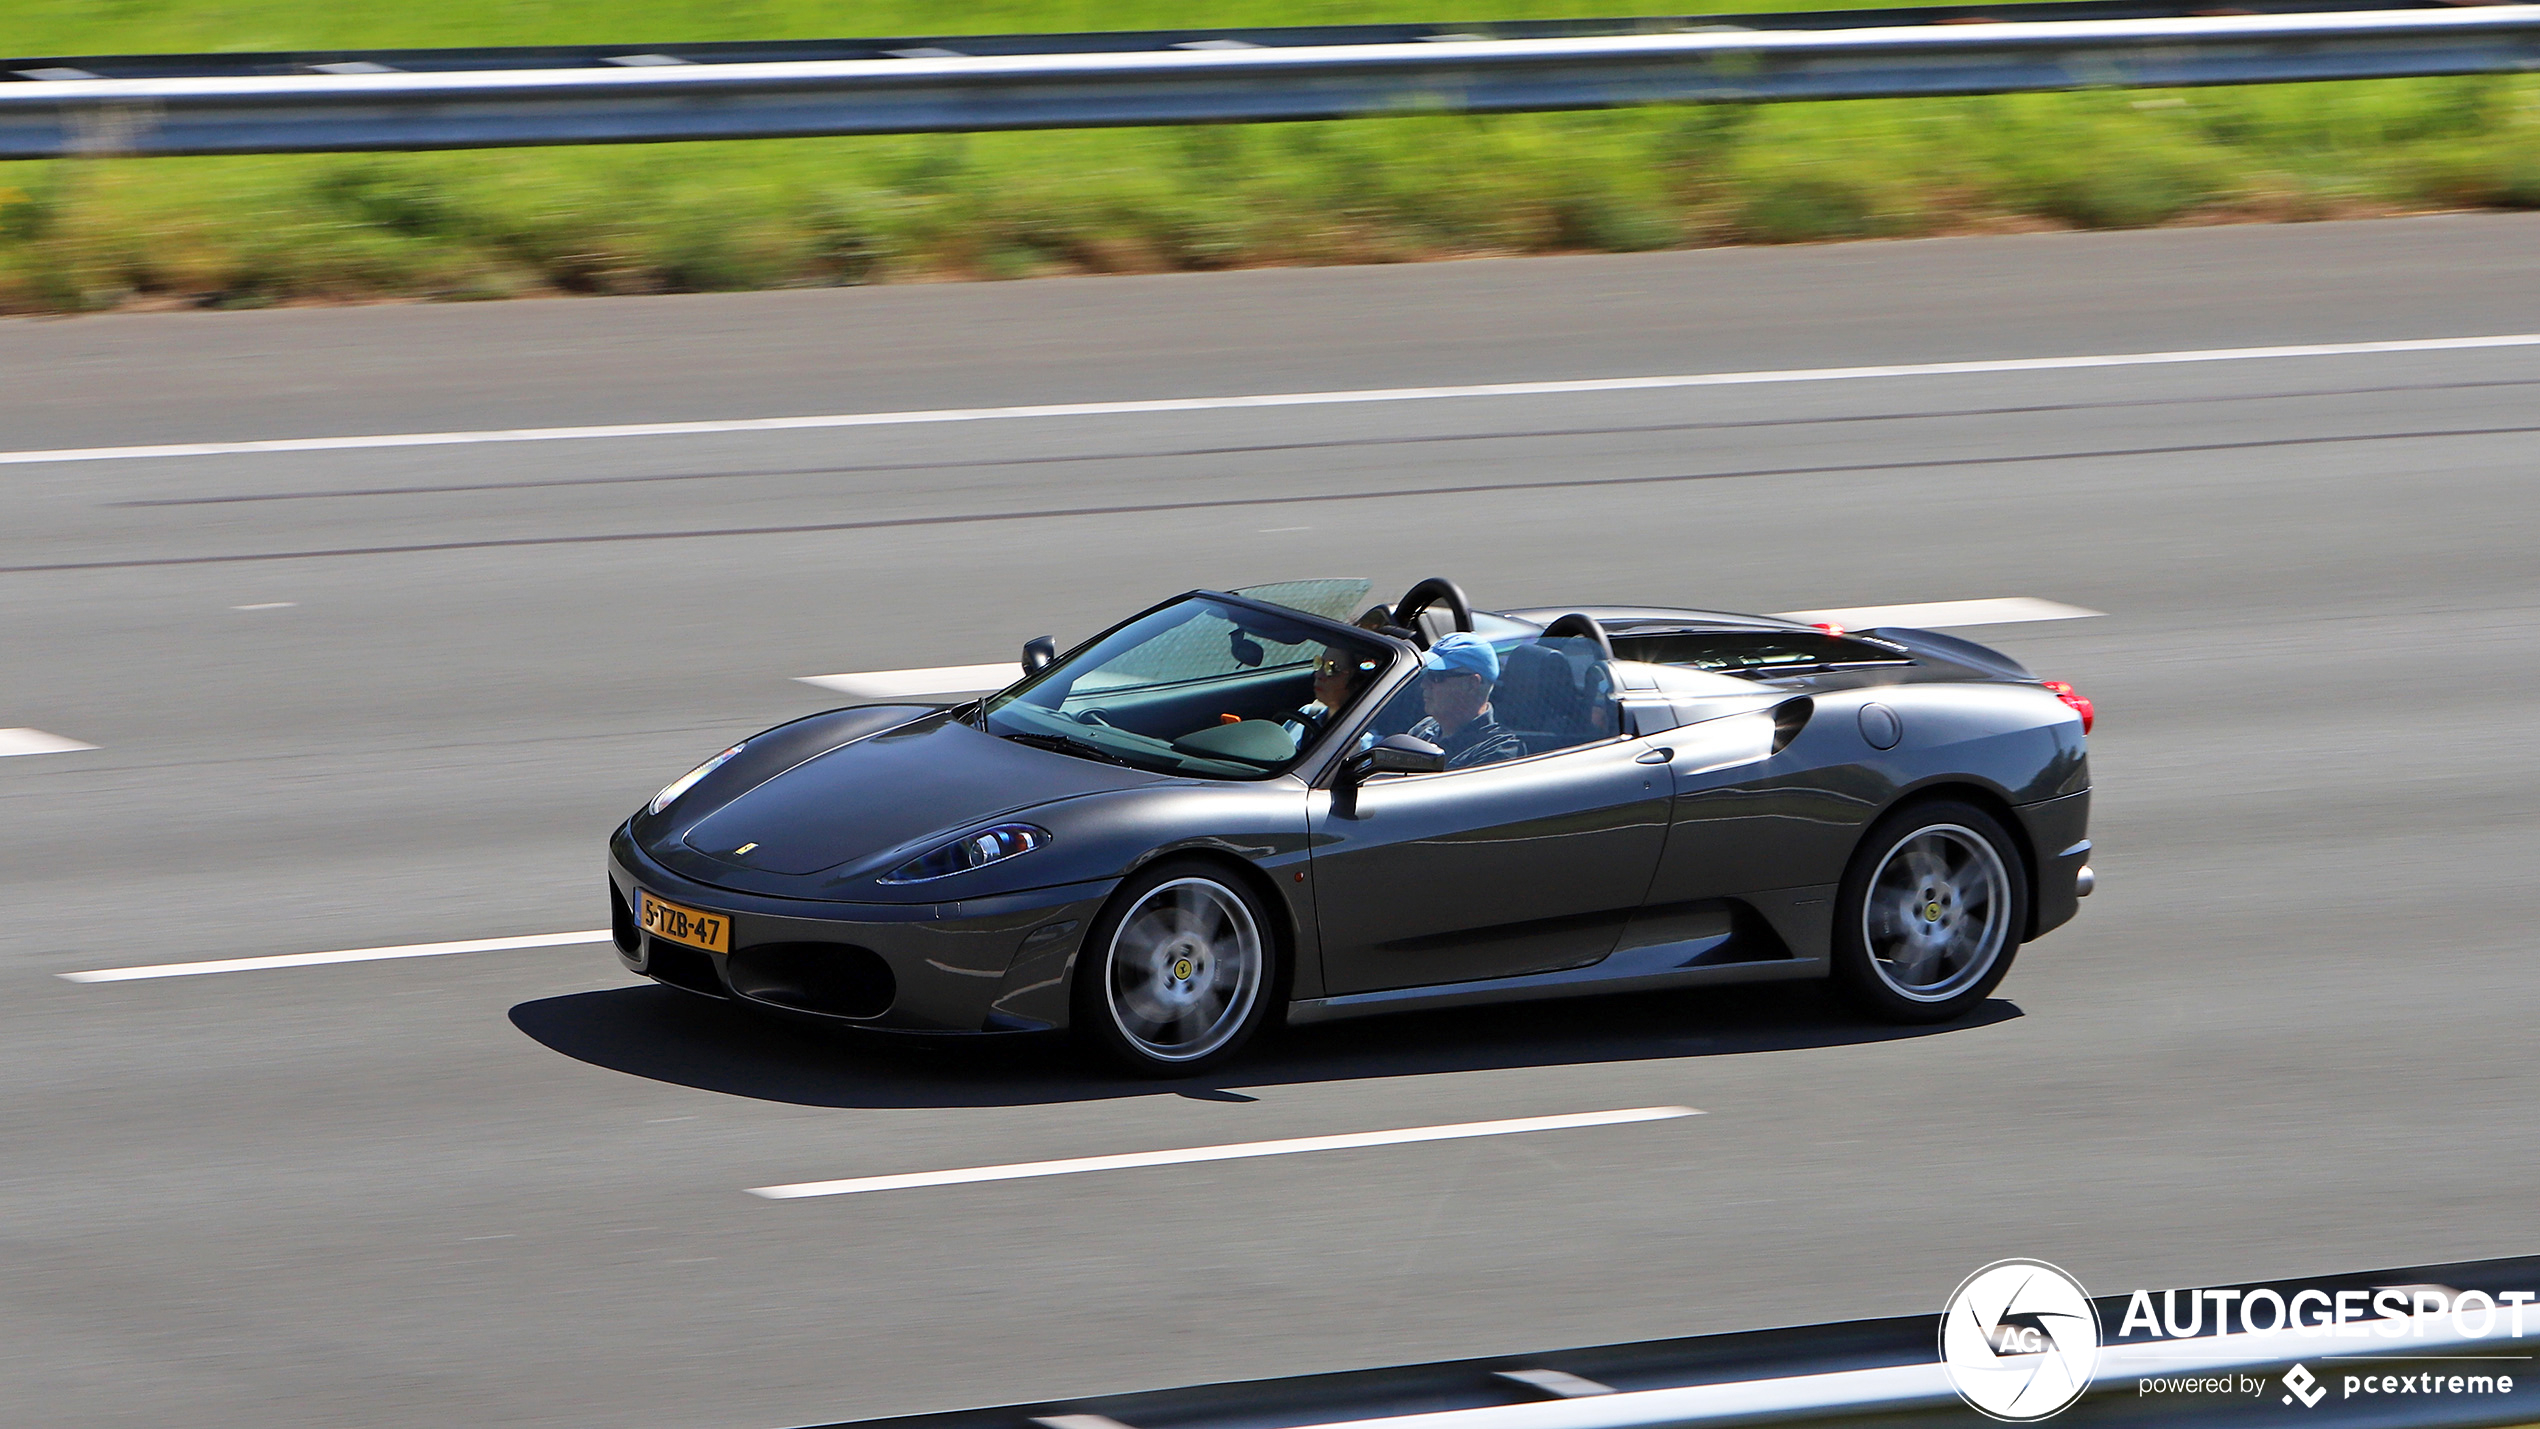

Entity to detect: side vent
[1771,697,1814,754]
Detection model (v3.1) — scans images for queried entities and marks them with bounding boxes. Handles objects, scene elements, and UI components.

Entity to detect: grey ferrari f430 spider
[609,577,2093,1074]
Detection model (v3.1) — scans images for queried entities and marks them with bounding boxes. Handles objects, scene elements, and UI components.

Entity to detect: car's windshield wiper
[998,730,1137,767]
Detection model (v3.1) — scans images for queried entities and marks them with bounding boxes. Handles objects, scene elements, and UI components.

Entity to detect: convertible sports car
[607,577,2093,1074]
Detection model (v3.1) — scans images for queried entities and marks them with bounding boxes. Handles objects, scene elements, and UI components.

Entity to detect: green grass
[2,2,2536,313]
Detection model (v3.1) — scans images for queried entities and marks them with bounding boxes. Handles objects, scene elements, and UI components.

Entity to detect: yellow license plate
[637,891,730,955]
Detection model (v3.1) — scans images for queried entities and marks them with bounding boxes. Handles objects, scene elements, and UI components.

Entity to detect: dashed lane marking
[747,1106,1701,1200]
[797,597,2107,699]
[0,728,96,758]
[796,662,1028,701]
[4,333,2535,466]
[1780,597,2104,629]
[60,930,611,983]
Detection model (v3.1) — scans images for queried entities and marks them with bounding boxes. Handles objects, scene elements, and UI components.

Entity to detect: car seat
[1494,643,1581,755]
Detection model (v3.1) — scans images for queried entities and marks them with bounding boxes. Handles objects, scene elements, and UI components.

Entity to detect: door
[1642,705,1870,906]
[1307,738,1674,994]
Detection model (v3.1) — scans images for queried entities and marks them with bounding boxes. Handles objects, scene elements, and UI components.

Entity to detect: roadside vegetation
[2,0,2535,312]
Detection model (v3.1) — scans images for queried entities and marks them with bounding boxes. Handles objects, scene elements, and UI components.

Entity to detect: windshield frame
[975,590,1412,782]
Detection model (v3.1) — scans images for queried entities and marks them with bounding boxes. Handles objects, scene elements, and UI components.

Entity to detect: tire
[1072,860,1279,1076]
[1832,799,2028,1023]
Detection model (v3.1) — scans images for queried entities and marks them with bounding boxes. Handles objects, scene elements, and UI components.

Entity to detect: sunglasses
[1314,655,1378,677]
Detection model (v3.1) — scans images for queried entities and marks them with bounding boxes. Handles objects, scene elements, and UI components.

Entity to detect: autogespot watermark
[2114,1284,2539,1343]
[2132,1361,2518,1408]
[1941,1263,2537,1420]
[1942,1260,2103,1421]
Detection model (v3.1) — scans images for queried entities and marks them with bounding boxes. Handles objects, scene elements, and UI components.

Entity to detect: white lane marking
[230,601,297,610]
[58,929,610,983]
[1495,1368,1618,1399]
[6,332,2536,467]
[1776,596,2104,629]
[796,596,2099,699]
[796,662,1019,701]
[0,728,97,757]
[747,1106,1700,1200]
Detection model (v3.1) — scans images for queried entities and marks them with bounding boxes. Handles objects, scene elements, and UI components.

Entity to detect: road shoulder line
[6,333,2535,467]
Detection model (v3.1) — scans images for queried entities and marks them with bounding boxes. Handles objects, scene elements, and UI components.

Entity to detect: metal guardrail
[817,1255,2540,1429]
[2,3,2538,158]
[0,0,2497,76]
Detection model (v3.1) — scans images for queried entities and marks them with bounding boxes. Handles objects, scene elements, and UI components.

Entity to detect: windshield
[979,597,1393,779]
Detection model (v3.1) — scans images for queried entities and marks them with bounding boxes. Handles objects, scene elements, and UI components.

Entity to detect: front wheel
[1832,800,2027,1023]
[1072,861,1278,1076]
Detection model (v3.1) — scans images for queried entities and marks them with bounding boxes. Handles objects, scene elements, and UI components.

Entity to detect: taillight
[1810,622,1846,636]
[2043,680,2094,734]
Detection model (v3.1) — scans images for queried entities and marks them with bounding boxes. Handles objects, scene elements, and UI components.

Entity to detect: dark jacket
[1409,709,1525,769]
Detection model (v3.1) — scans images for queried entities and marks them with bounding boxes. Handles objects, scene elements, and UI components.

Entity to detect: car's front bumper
[607,825,1109,1033]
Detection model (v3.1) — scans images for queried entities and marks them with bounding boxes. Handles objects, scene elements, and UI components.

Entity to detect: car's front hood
[670,714,1164,879]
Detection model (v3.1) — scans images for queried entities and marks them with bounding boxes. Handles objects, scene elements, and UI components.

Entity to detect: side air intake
[1772,697,1814,754]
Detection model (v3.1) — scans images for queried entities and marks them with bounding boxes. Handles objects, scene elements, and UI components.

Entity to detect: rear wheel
[1832,800,2027,1023]
[1073,861,1277,1076]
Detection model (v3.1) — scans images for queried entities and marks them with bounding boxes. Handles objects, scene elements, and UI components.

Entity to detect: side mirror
[1354,734,1448,777]
[1333,734,1445,816]
[1021,635,1056,675]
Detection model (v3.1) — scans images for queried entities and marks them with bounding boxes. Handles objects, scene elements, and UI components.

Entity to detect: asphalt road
[5,214,2538,1429]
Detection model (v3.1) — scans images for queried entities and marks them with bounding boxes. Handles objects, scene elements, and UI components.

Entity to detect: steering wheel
[1074,709,1117,727]
[1540,612,1615,661]
[1391,577,1475,644]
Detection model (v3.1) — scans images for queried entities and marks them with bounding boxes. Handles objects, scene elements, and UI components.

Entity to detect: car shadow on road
[507,981,2021,1110]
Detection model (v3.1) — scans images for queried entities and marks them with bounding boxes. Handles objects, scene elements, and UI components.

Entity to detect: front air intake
[641,940,728,998]
[726,942,896,1021]
[609,884,638,957]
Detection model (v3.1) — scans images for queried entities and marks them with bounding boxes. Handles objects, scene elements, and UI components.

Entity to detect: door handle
[1636,747,1672,764]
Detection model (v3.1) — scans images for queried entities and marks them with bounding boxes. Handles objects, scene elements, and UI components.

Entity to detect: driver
[1284,644,1384,747]
[1407,633,1524,769]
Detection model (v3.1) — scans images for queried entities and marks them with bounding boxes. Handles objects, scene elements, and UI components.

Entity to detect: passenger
[1407,633,1525,770]
[1283,644,1384,748]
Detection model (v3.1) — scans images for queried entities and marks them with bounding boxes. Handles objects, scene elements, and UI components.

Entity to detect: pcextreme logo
[1941,1260,2103,1421]
[2282,1364,2327,1408]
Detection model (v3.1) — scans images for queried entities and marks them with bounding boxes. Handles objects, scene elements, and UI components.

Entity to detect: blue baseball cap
[1420,632,1500,683]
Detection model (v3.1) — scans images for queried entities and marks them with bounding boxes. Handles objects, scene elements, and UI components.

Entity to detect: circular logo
[1940,1260,2102,1421]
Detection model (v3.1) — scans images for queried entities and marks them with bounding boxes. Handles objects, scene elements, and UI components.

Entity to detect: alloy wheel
[1104,877,1265,1064]
[1861,823,2012,1003]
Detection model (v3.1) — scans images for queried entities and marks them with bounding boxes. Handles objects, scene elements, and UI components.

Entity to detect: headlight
[649,743,746,816]
[879,823,1050,884]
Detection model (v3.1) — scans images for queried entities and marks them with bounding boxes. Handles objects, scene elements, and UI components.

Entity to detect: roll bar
[1539,612,1614,661]
[1391,577,1474,642]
